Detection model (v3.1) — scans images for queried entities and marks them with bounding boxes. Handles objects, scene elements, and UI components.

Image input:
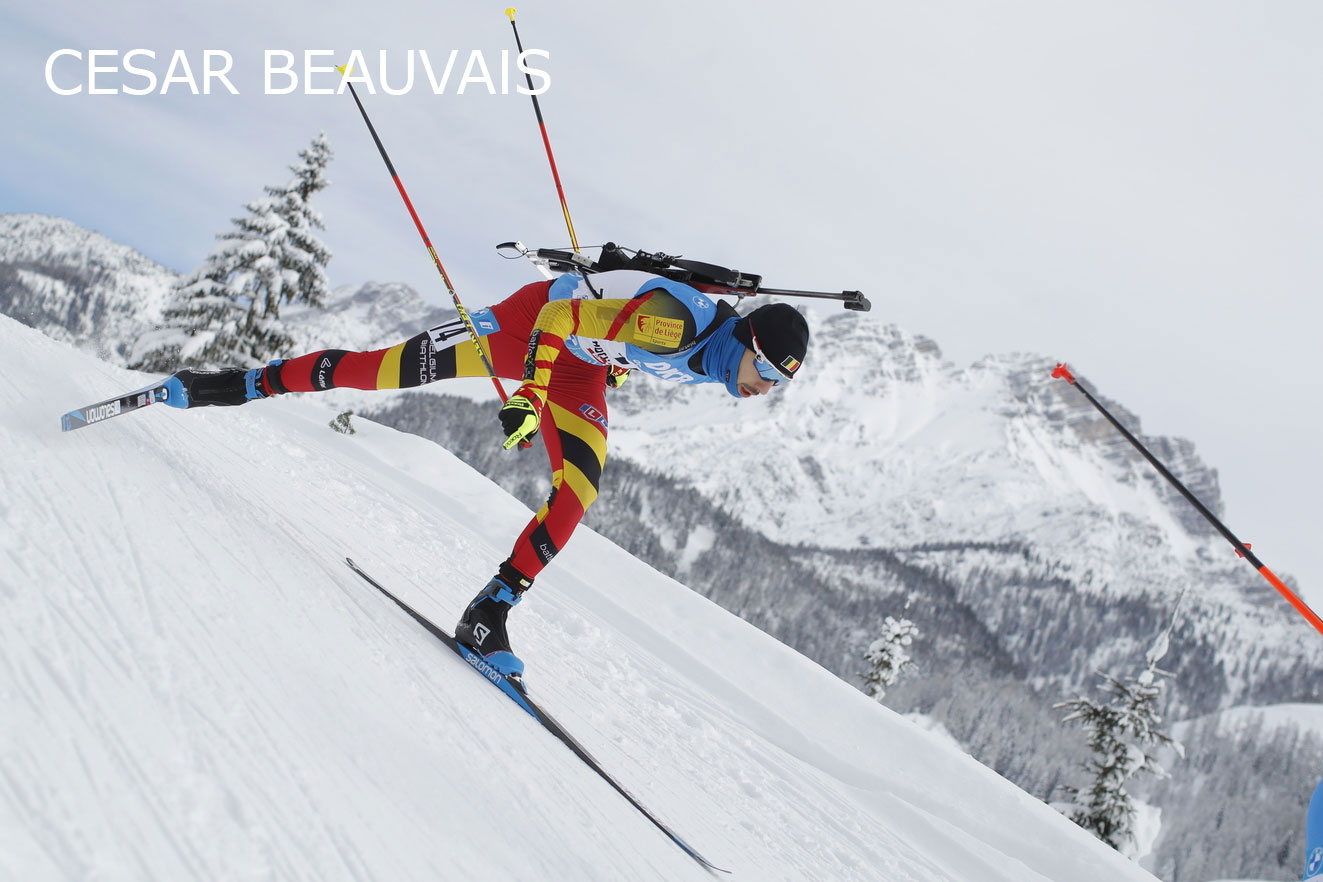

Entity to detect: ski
[60,380,173,432]
[343,557,728,874]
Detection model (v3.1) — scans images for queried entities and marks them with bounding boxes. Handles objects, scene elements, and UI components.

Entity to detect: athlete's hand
[606,365,631,389]
[499,393,543,450]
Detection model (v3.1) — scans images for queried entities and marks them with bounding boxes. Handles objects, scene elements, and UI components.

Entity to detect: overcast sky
[4,1,1321,618]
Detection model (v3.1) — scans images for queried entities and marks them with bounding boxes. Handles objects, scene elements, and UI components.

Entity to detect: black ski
[344,557,728,874]
[61,380,172,432]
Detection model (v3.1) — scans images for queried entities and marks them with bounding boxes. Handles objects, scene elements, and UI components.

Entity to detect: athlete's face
[736,349,777,398]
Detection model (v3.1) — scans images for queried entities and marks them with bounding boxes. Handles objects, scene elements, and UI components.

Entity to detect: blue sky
[5,1,1323,616]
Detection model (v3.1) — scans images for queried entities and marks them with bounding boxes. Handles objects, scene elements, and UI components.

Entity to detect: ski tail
[342,557,729,874]
[523,696,732,874]
[61,380,172,432]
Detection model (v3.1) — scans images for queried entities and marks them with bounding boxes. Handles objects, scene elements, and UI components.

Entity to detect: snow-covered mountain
[4,214,1319,881]
[604,308,1321,711]
[0,313,1167,882]
[0,214,176,364]
[279,279,451,353]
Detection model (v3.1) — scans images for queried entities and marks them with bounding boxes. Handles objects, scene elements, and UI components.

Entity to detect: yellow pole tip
[506,8,517,20]
[335,64,354,76]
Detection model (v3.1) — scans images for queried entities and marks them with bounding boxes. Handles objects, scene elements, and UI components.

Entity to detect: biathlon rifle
[496,241,870,312]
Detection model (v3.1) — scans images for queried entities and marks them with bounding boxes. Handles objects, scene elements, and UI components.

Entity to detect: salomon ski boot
[163,367,270,409]
[455,563,532,678]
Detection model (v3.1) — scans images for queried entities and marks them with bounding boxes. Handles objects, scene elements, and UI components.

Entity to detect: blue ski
[344,557,728,874]
[61,380,172,432]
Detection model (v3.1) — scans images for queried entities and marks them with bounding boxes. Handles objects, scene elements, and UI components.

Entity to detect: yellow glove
[606,366,631,389]
[499,393,543,450]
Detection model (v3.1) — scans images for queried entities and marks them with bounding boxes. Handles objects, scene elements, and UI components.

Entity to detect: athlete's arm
[499,289,701,450]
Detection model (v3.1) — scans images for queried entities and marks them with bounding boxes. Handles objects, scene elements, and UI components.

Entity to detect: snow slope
[1,314,1159,882]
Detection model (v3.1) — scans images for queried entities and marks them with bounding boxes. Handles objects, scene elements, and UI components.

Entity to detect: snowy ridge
[0,214,176,363]
[0,313,1162,881]
[608,307,1224,567]
[280,279,451,354]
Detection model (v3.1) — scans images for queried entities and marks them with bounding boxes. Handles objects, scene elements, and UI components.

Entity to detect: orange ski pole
[1052,363,1323,637]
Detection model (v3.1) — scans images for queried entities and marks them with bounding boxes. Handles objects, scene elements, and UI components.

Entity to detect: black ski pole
[505,8,581,254]
[1052,363,1323,638]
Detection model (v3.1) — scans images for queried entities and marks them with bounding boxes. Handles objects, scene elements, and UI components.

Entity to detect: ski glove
[606,365,631,389]
[499,391,544,450]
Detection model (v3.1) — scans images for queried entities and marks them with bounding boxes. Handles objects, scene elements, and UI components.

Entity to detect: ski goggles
[749,327,794,383]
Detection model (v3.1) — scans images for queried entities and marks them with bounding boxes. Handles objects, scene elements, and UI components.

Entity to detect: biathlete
[163,269,810,677]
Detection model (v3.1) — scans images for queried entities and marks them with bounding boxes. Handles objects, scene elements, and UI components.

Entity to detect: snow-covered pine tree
[1055,599,1184,854]
[861,614,920,702]
[132,133,334,370]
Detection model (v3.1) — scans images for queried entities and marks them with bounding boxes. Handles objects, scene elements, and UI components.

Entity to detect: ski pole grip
[1052,363,1077,384]
[506,7,517,20]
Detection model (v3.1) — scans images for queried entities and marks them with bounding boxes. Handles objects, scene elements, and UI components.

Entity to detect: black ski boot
[455,562,532,678]
[163,368,268,409]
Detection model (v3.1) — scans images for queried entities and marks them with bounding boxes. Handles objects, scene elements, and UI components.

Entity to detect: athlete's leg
[258,280,555,395]
[163,281,557,409]
[444,283,611,673]
[258,328,520,394]
[504,363,610,579]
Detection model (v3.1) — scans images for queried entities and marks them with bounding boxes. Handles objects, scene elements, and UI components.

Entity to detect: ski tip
[674,838,729,875]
